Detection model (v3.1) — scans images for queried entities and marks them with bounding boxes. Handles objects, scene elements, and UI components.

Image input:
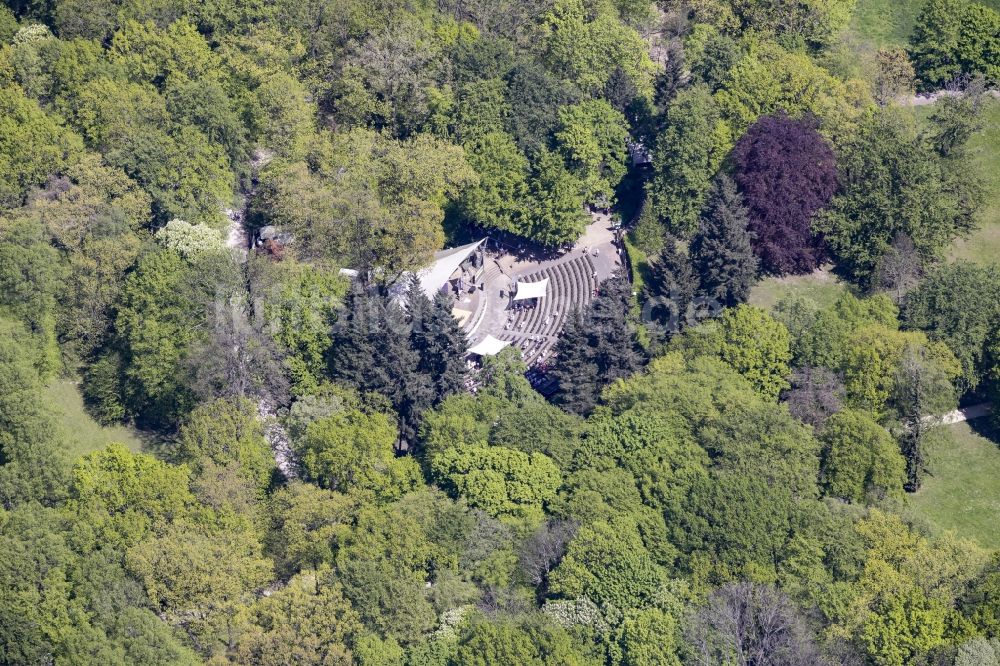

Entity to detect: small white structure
[512,278,549,302]
[468,335,511,357]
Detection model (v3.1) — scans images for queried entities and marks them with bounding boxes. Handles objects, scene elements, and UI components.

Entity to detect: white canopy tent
[512,278,549,302]
[468,335,511,357]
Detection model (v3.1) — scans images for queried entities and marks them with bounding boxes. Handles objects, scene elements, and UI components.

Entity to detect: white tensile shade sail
[415,239,485,298]
[512,278,548,301]
[468,335,510,357]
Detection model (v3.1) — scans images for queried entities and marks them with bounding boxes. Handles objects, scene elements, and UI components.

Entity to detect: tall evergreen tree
[381,301,432,447]
[552,276,644,414]
[328,283,383,392]
[550,309,601,415]
[412,288,469,401]
[590,275,644,382]
[690,175,759,308]
[643,235,699,337]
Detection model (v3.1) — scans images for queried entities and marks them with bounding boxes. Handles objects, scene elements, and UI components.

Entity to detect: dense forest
[3,0,1000,663]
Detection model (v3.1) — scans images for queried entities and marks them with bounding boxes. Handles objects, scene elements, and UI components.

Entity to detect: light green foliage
[957,4,1000,81]
[430,445,561,522]
[715,40,868,140]
[0,217,65,375]
[331,505,439,643]
[266,481,355,577]
[0,84,82,207]
[455,78,511,141]
[109,19,219,85]
[297,408,421,500]
[3,154,150,360]
[453,614,595,666]
[581,409,709,509]
[527,148,589,247]
[459,131,530,237]
[820,409,906,502]
[776,292,898,369]
[126,523,273,656]
[617,606,682,666]
[0,502,202,664]
[263,261,346,395]
[69,443,195,547]
[908,0,966,86]
[555,99,629,203]
[114,248,200,427]
[71,77,233,225]
[710,305,792,400]
[542,0,656,99]
[155,218,225,259]
[862,586,950,666]
[699,402,823,498]
[648,85,732,237]
[176,396,274,494]
[733,0,856,46]
[253,71,316,160]
[0,7,18,43]
[841,324,912,415]
[0,318,70,507]
[265,128,476,273]
[841,324,959,418]
[844,510,988,666]
[235,573,362,665]
[549,517,668,609]
[421,364,582,468]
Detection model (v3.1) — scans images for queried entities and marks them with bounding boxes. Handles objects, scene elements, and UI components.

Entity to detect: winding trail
[224,151,297,479]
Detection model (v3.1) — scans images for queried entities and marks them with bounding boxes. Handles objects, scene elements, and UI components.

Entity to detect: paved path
[897,89,1000,106]
[935,402,992,426]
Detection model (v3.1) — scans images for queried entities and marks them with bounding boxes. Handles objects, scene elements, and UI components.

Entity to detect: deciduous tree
[732,113,837,275]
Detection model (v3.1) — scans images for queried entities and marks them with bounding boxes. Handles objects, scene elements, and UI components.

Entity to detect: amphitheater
[435,212,626,383]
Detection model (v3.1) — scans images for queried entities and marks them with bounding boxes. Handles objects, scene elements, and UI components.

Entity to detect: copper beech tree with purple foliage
[731,113,838,275]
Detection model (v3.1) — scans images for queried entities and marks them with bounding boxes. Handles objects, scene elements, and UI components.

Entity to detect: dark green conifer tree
[643,234,699,336]
[590,275,644,381]
[552,276,644,414]
[412,290,469,401]
[550,309,601,415]
[690,175,759,308]
[328,282,383,392]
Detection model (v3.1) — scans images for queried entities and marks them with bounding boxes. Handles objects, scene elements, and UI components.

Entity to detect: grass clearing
[908,421,1000,550]
[44,379,147,462]
[896,99,1000,265]
[948,99,1000,265]
[848,0,1000,51]
[848,0,925,49]
[748,266,849,313]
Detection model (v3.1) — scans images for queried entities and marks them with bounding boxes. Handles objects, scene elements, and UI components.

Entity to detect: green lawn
[908,421,1000,550]
[748,266,849,313]
[947,100,1000,265]
[849,0,925,49]
[895,100,1000,265]
[44,379,146,462]
[849,0,1000,50]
